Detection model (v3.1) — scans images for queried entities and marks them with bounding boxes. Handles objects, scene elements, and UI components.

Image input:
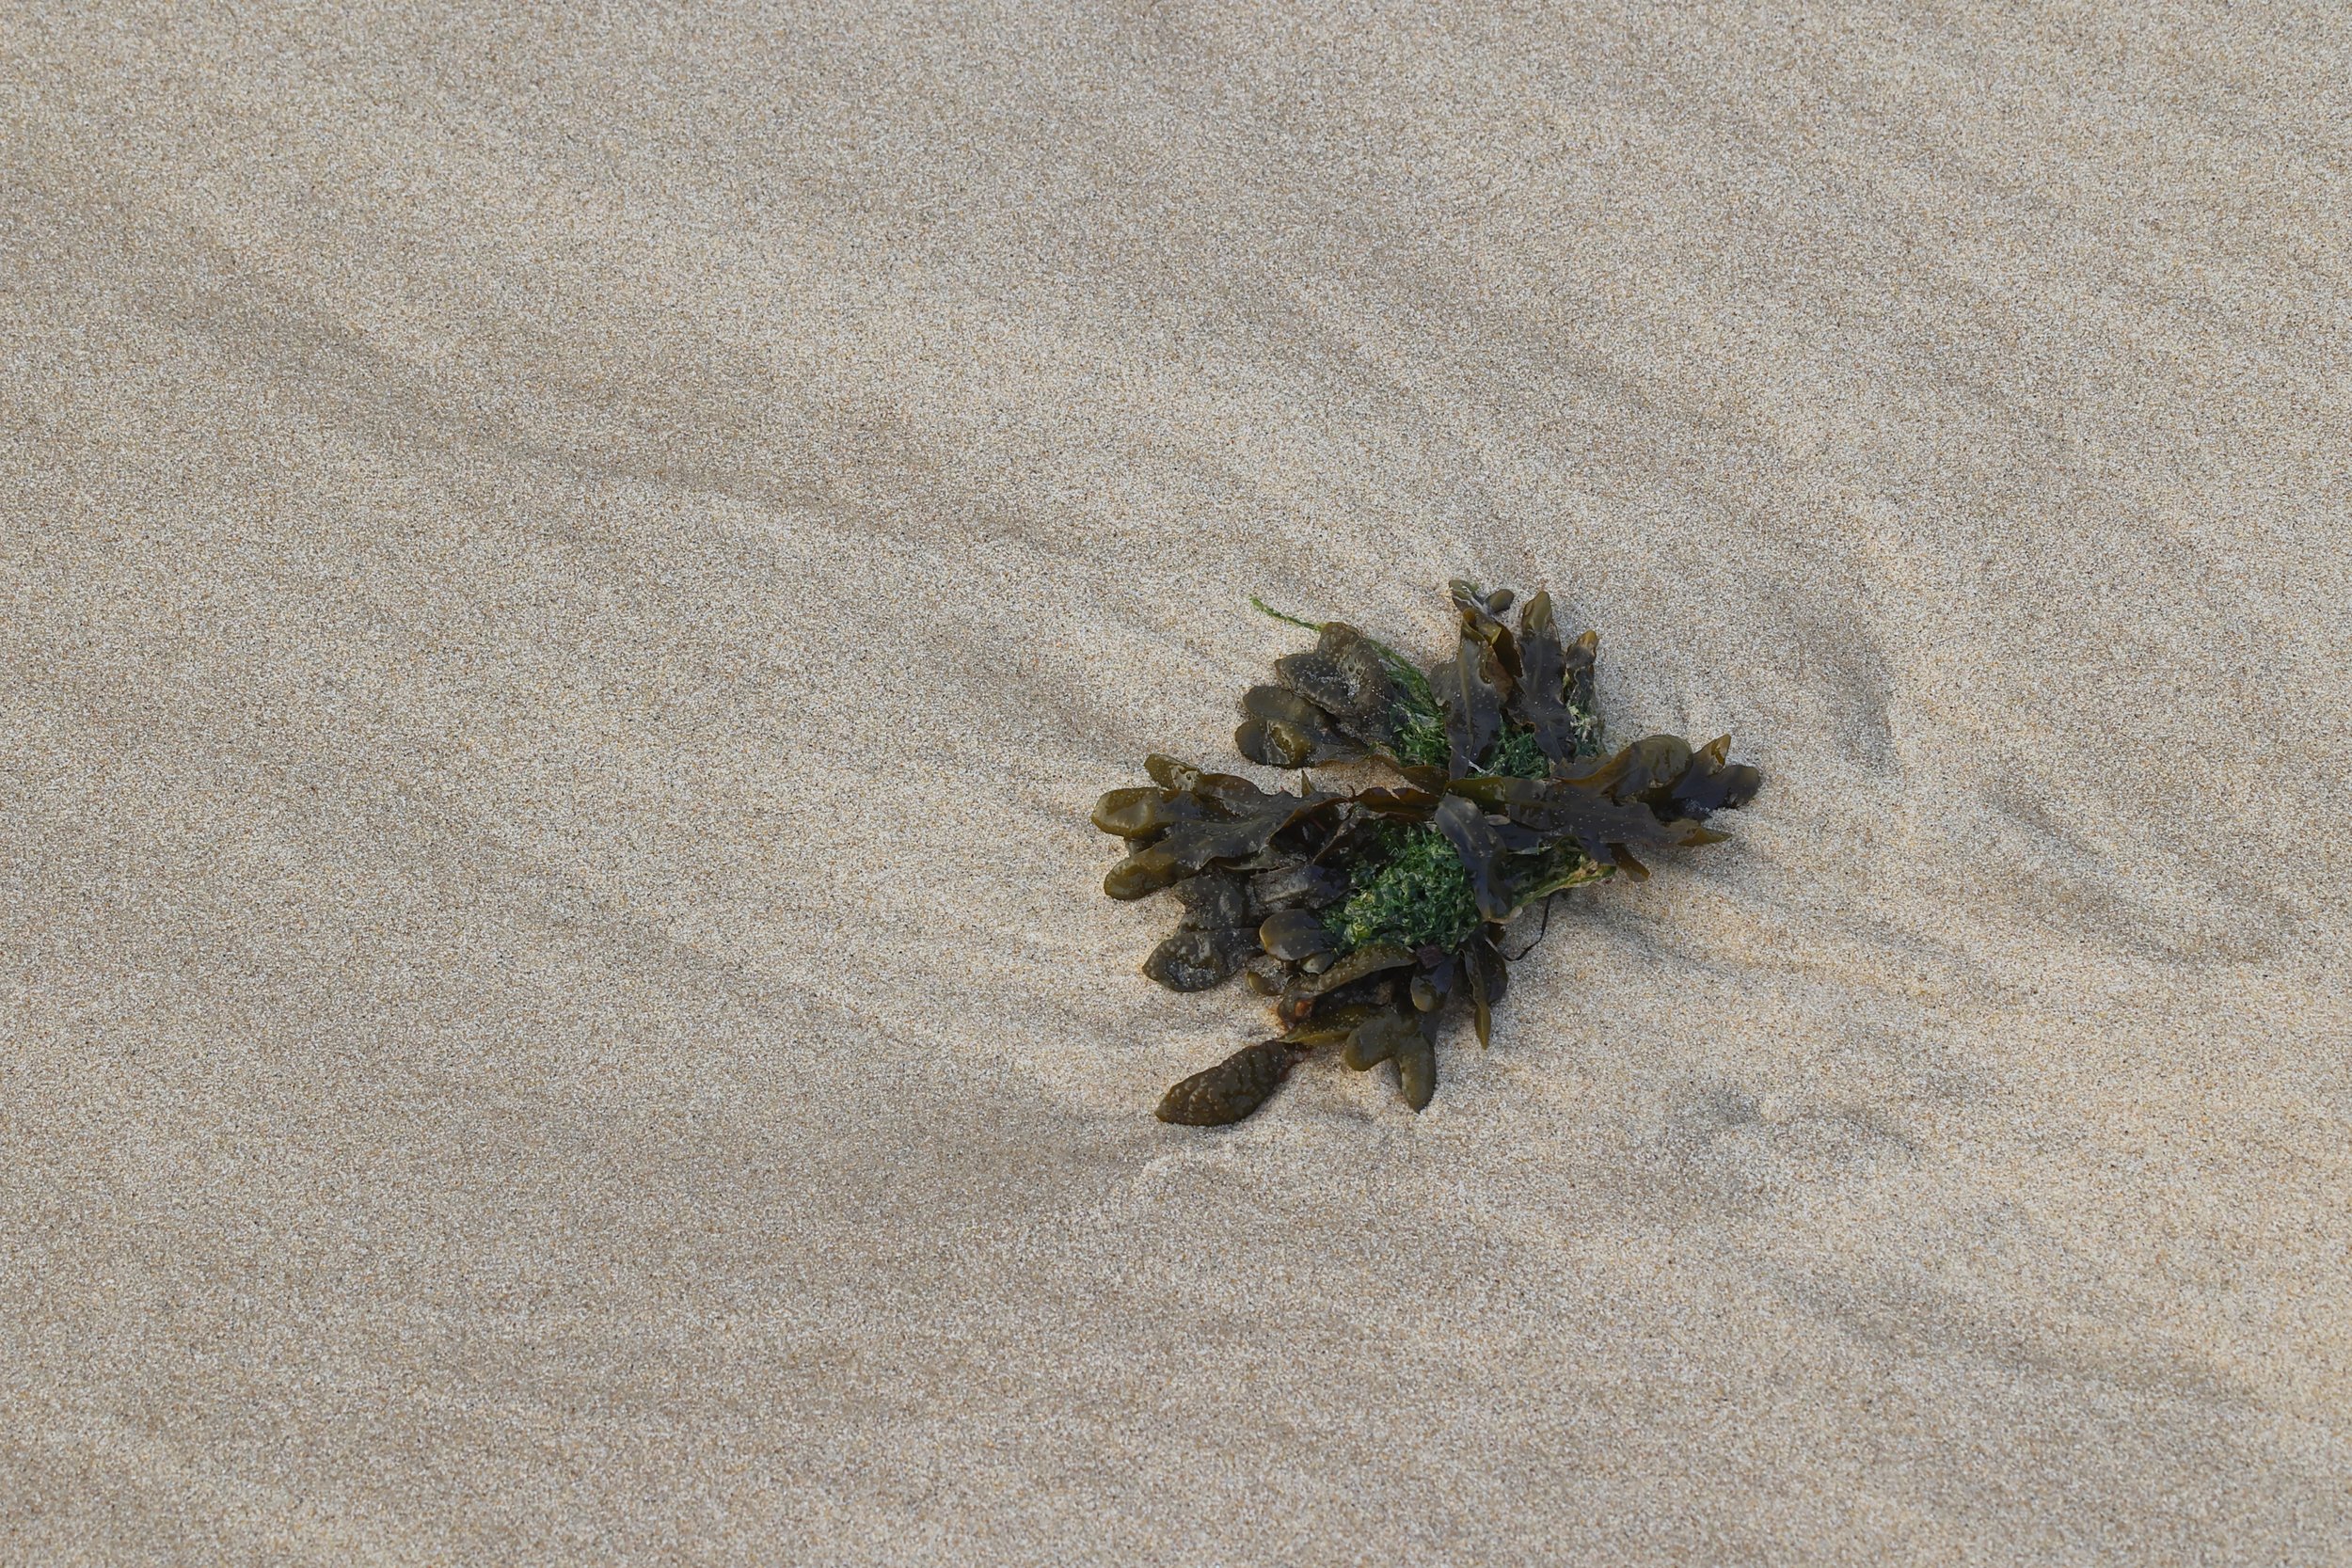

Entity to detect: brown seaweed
[1511,591,1600,762]
[1273,621,1401,750]
[1141,929,1248,990]
[1235,685,1367,769]
[1156,1039,1311,1125]
[1100,782,1342,901]
[1430,793,1516,922]
[1097,580,1764,1125]
[1430,631,1505,777]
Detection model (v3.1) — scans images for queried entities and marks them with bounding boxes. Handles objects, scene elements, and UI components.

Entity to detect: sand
[4,3,2348,1562]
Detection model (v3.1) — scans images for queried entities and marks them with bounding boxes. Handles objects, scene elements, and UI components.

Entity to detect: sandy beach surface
[5,4,2348,1562]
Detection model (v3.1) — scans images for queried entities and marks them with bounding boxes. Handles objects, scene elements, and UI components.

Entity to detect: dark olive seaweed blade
[1156,1040,1307,1126]
[1612,735,1695,804]
[1429,633,1504,777]
[1340,1006,1420,1070]
[1144,752,1198,792]
[1446,762,1717,884]
[1393,1031,1438,1110]
[1281,1002,1384,1047]
[1252,863,1350,910]
[1353,784,1441,821]
[1508,591,1581,763]
[1699,763,1763,813]
[1466,933,1507,1046]
[1103,847,1185,901]
[1192,769,1283,815]
[1277,942,1415,1021]
[1244,953,1298,995]
[1562,626,1603,756]
[1173,869,1253,930]
[1236,685,1366,769]
[1449,579,1521,678]
[1429,793,1516,922]
[1408,954,1458,1014]
[1143,753,1284,816]
[1143,925,1260,991]
[1665,736,1763,816]
[1259,908,1336,961]
[1274,622,1401,749]
[1091,786,1204,840]
[1103,772,1340,900]
[1587,732,1764,822]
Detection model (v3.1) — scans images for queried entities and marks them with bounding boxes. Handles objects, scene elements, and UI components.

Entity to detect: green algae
[1326,824,1483,955]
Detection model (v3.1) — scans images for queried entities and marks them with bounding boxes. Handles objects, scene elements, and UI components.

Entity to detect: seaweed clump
[1094,580,1762,1126]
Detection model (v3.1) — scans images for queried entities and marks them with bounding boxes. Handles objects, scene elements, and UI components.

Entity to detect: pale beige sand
[4,4,2349,1563]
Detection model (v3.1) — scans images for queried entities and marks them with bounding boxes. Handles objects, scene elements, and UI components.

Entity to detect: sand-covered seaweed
[1094,580,1761,1125]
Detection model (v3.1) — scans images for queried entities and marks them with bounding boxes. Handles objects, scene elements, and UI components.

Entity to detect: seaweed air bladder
[1092,580,1763,1126]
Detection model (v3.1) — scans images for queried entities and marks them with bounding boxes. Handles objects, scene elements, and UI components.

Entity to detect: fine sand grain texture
[4,4,2349,1563]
